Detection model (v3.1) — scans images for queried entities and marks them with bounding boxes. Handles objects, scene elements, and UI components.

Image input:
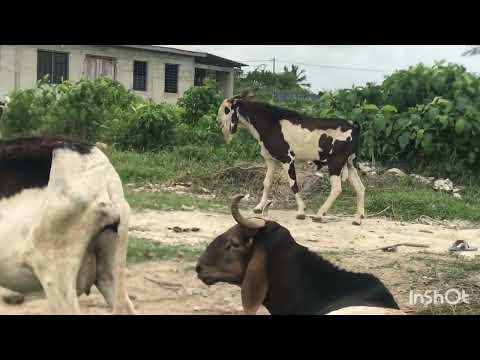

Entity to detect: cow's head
[196,195,275,314]
[217,91,253,144]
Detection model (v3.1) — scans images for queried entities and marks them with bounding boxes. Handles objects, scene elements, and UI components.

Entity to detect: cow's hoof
[253,208,262,214]
[296,214,306,220]
[2,293,24,305]
[312,216,323,223]
[352,220,362,226]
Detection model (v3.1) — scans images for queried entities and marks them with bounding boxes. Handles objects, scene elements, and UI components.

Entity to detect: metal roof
[118,45,206,58]
[195,53,248,68]
[116,45,247,68]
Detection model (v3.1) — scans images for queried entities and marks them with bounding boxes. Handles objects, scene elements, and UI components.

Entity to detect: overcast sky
[160,45,480,93]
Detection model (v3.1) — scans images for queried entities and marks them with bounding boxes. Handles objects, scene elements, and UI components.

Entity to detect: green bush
[2,77,139,142]
[1,77,259,160]
[174,113,222,146]
[104,100,183,151]
[177,79,223,124]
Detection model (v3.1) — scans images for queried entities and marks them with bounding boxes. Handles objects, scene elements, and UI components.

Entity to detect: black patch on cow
[291,181,299,193]
[235,100,359,170]
[287,163,299,193]
[230,109,239,134]
[0,136,94,200]
[238,100,354,132]
[313,161,325,172]
[103,219,120,233]
[328,154,350,176]
[318,134,333,161]
[224,107,230,115]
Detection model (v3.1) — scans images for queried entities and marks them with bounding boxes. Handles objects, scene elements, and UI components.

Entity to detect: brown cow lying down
[196,195,404,315]
[0,136,136,314]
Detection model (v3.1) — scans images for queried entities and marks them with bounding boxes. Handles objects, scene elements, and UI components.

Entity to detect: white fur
[317,175,342,218]
[327,306,406,315]
[347,165,365,224]
[279,120,352,160]
[0,188,46,293]
[0,147,136,314]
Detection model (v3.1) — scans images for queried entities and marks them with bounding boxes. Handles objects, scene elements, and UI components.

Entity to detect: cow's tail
[349,121,361,168]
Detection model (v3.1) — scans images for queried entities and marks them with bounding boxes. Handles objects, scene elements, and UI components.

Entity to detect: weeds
[127,236,206,264]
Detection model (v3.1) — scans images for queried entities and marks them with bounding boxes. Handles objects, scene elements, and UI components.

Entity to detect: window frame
[194,68,206,87]
[84,54,117,81]
[164,63,179,94]
[133,60,148,92]
[37,49,69,84]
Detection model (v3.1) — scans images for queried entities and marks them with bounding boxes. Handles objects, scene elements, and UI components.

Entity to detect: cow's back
[0,137,94,201]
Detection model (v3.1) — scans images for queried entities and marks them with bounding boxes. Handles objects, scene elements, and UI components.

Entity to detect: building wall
[0,46,17,97]
[0,45,234,104]
[215,71,234,98]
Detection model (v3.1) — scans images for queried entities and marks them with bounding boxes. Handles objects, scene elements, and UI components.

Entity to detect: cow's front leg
[282,160,306,220]
[253,159,277,214]
[28,250,85,314]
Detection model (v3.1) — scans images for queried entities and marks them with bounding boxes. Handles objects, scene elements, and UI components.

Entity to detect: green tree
[281,65,311,88]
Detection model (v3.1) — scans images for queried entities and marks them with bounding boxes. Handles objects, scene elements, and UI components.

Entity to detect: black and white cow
[217,96,365,225]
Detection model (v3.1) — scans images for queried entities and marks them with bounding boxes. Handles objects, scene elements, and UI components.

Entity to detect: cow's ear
[241,242,268,315]
[231,98,242,108]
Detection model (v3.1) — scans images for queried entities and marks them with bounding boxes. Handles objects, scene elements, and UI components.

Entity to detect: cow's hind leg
[95,201,136,315]
[282,159,306,220]
[347,161,365,225]
[312,157,345,223]
[254,159,277,214]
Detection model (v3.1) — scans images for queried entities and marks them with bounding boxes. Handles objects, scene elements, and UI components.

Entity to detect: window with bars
[37,50,69,84]
[164,64,178,93]
[194,68,206,86]
[133,61,147,91]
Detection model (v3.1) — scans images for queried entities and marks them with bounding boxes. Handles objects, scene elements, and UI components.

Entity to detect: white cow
[0,137,136,314]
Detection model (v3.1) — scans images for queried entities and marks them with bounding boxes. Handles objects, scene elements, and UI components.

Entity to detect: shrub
[177,79,223,124]
[2,77,139,142]
[105,101,183,151]
[1,88,43,136]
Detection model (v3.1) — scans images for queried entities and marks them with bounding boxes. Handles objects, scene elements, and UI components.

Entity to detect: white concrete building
[0,45,246,103]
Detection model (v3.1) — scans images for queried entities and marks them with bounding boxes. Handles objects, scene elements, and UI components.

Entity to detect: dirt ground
[1,208,479,315]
